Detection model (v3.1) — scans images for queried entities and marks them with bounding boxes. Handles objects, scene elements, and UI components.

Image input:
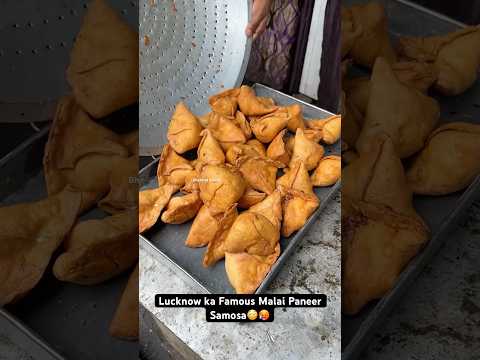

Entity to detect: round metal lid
[139,0,252,155]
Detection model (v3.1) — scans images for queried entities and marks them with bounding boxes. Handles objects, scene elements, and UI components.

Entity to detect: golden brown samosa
[224,191,282,256]
[157,144,196,187]
[345,2,397,68]
[233,111,253,139]
[235,155,281,194]
[307,115,341,145]
[207,112,247,150]
[0,189,81,305]
[342,135,430,315]
[208,88,240,117]
[392,61,437,93]
[161,193,203,224]
[66,0,138,118]
[225,143,265,165]
[399,26,480,95]
[202,205,238,267]
[289,128,325,171]
[198,164,246,215]
[185,204,237,249]
[53,210,137,285]
[237,85,277,116]
[285,128,323,154]
[257,97,276,107]
[311,155,341,187]
[406,122,480,195]
[356,58,439,158]
[285,104,305,132]
[266,129,290,167]
[225,244,280,294]
[251,110,290,143]
[238,188,267,209]
[246,139,266,157]
[139,184,179,233]
[167,102,203,154]
[109,265,139,340]
[197,129,225,165]
[198,112,211,128]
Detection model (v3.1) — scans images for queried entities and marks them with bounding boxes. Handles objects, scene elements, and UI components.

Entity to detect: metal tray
[342,1,480,358]
[0,127,138,360]
[139,83,341,294]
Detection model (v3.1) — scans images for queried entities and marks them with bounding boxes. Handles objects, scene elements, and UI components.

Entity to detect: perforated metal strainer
[139,0,252,155]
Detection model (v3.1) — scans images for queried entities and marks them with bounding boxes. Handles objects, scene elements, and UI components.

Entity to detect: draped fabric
[245,0,301,91]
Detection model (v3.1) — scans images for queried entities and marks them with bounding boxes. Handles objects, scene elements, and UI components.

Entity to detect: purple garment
[245,0,300,91]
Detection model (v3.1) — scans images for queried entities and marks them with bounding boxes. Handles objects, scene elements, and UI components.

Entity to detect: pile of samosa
[139,85,341,294]
[0,0,139,340]
[341,1,480,314]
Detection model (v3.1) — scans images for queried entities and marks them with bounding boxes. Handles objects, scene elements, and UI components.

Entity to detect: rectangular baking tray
[139,83,341,294]
[0,126,138,360]
[342,0,480,358]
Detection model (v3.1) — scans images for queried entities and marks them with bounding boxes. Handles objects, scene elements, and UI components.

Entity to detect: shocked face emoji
[259,309,270,321]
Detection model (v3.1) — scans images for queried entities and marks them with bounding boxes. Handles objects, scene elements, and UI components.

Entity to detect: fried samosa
[99,156,138,214]
[207,112,247,150]
[198,112,211,128]
[167,102,202,154]
[233,111,253,140]
[139,184,179,233]
[235,155,282,194]
[356,58,439,158]
[277,162,320,237]
[285,128,323,154]
[238,188,267,209]
[208,88,240,117]
[307,115,341,145]
[399,26,480,95]
[344,2,396,68]
[284,104,305,132]
[53,210,138,285]
[311,155,341,187]
[246,139,266,157]
[225,143,265,165]
[161,192,203,224]
[225,244,280,294]
[202,205,238,267]
[289,128,325,171]
[157,144,196,187]
[198,164,246,215]
[66,0,138,118]
[109,265,139,340]
[406,122,480,195]
[197,129,225,165]
[0,189,81,305]
[237,85,277,116]
[224,191,282,256]
[266,129,291,167]
[258,97,276,108]
[342,135,430,315]
[250,109,290,143]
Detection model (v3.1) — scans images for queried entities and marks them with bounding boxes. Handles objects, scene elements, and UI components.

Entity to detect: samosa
[185,204,237,249]
[344,2,397,68]
[284,104,305,132]
[246,139,266,157]
[266,129,291,167]
[289,128,325,171]
[208,88,240,117]
[308,115,341,145]
[197,129,225,165]
[238,188,267,209]
[139,184,179,233]
[224,191,282,256]
[66,0,138,118]
[250,109,290,143]
[161,193,203,224]
[277,162,320,237]
[399,26,480,95]
[157,144,196,187]
[109,265,139,340]
[0,189,81,305]
[207,112,246,150]
[238,85,277,116]
[285,128,323,154]
[235,155,282,194]
[356,58,439,158]
[311,155,341,187]
[167,102,202,154]
[53,210,137,285]
[233,111,253,139]
[225,244,280,294]
[407,122,480,195]
[225,143,265,165]
[342,135,430,315]
[198,164,246,215]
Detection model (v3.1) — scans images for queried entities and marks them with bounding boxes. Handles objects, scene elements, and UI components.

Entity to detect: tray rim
[342,1,479,359]
[139,83,340,295]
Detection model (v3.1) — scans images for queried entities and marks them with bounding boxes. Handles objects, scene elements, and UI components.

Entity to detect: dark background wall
[412,0,480,24]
